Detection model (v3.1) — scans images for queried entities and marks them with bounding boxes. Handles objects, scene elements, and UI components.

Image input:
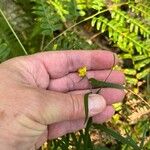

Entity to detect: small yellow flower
[42,142,48,150]
[78,66,87,77]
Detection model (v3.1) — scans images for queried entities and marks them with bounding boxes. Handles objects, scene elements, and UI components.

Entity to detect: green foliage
[0,12,25,59]
[0,39,11,62]
[0,0,30,58]
[93,124,140,150]
[78,0,150,85]
[32,0,63,36]
[31,0,79,37]
[54,31,97,50]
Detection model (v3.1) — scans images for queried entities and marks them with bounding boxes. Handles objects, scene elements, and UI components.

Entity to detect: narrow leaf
[139,123,149,149]
[93,124,140,150]
[89,78,125,89]
[84,92,92,124]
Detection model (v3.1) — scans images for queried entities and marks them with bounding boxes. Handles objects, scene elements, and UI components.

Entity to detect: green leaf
[120,54,132,59]
[113,31,119,42]
[116,13,120,21]
[93,124,141,150]
[89,78,125,89]
[0,43,10,61]
[126,77,138,85]
[133,55,148,61]
[130,23,134,32]
[84,92,92,124]
[135,59,150,70]
[134,25,139,35]
[127,42,134,52]
[108,27,113,38]
[124,69,137,75]
[136,68,150,79]
[96,20,102,30]
[139,122,149,149]
[91,17,97,27]
[101,22,107,33]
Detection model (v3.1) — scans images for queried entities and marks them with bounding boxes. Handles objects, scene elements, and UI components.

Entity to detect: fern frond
[91,16,149,54]
[111,9,150,39]
[133,55,149,61]
[136,68,150,80]
[129,2,150,20]
[128,106,150,124]
[32,0,63,36]
[91,0,105,11]
[54,31,96,50]
[47,0,69,22]
[76,0,150,84]
[76,0,105,16]
[135,59,150,71]
[126,98,141,108]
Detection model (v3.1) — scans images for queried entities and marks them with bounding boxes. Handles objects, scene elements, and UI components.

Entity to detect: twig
[96,53,116,94]
[89,32,102,41]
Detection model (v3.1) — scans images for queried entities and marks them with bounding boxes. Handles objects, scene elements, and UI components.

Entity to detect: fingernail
[88,94,106,116]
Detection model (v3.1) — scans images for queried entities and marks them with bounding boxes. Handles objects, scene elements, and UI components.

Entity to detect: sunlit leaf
[136,68,150,79]
[124,69,137,75]
[126,76,138,85]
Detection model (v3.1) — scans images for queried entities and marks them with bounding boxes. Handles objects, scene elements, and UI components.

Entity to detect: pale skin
[0,50,125,150]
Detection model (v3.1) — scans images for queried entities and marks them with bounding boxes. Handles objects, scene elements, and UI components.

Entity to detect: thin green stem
[96,53,116,94]
[43,2,128,51]
[40,35,45,51]
[147,73,150,94]
[0,8,28,55]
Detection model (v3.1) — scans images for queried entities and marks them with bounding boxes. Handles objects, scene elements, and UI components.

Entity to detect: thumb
[40,91,106,124]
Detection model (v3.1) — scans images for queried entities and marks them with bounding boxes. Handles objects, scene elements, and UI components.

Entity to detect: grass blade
[139,122,149,149]
[84,117,93,150]
[84,92,92,124]
[0,8,28,55]
[93,124,140,150]
[89,78,125,89]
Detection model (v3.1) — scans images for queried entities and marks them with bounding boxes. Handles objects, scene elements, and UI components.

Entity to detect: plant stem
[0,8,28,55]
[40,35,45,51]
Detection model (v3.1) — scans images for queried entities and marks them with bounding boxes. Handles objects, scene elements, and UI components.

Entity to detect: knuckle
[66,75,75,92]
[66,52,74,72]
[68,93,82,120]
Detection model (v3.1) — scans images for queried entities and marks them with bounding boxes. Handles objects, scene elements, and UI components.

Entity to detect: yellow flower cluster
[78,66,87,77]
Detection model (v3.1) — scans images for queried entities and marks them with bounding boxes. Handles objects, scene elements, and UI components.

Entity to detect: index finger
[35,50,118,79]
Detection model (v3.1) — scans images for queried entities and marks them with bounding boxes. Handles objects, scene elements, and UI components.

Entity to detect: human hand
[0,50,125,149]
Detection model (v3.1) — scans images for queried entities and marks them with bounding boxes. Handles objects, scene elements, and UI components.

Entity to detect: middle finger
[48,70,125,92]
